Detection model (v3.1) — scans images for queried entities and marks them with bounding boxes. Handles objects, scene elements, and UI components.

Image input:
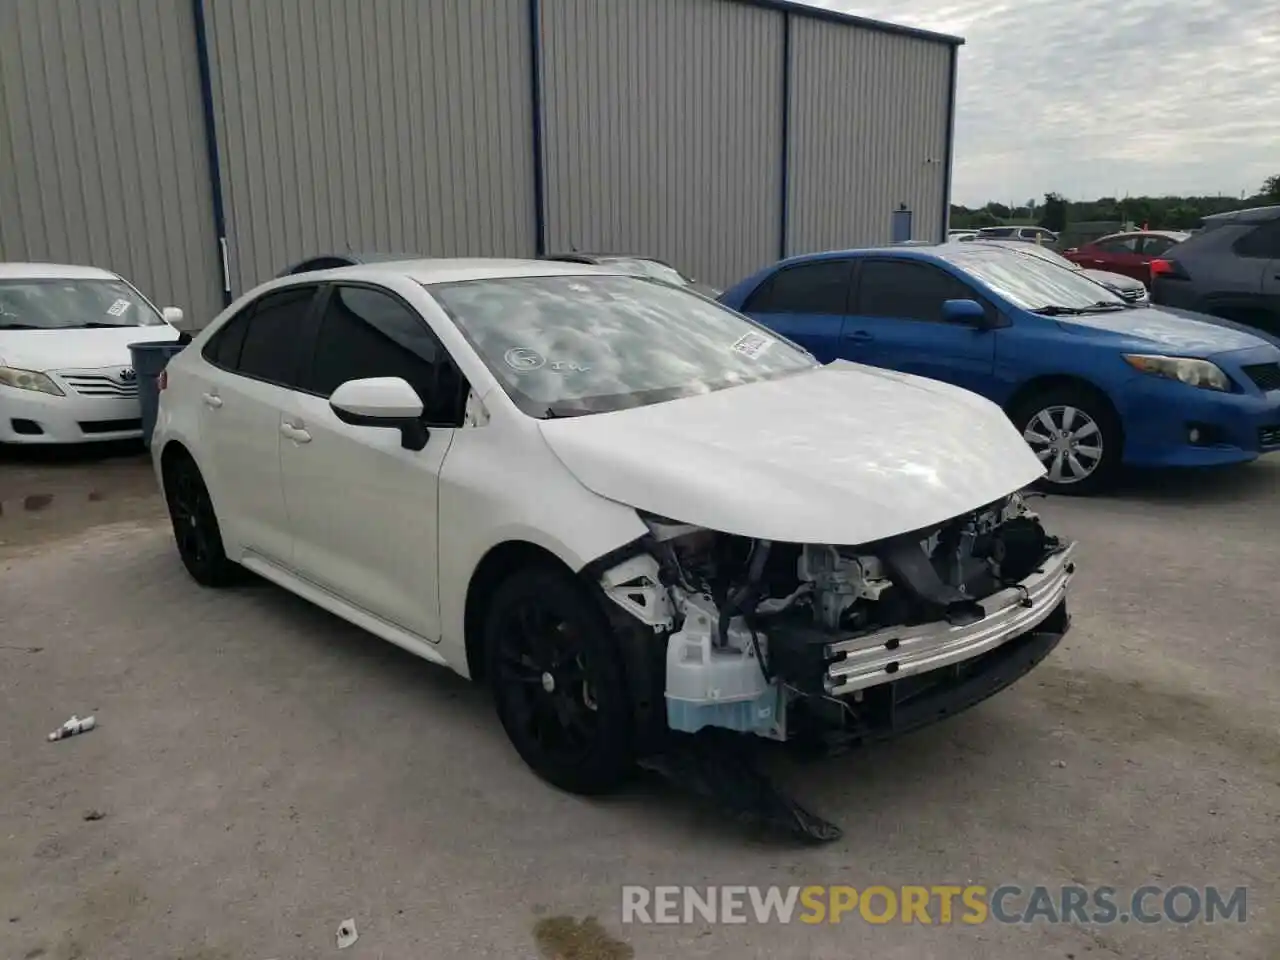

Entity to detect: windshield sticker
[106,298,131,316]
[504,347,546,371]
[730,331,774,360]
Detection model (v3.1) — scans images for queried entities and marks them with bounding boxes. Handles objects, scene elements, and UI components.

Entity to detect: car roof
[777,242,1032,268]
[0,262,120,281]
[1095,230,1188,241]
[1202,204,1280,225]
[307,257,624,285]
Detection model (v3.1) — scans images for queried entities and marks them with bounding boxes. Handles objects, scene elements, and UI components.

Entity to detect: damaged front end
[598,492,1075,751]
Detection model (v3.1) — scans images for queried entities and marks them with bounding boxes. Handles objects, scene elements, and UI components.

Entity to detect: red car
[1064,230,1189,284]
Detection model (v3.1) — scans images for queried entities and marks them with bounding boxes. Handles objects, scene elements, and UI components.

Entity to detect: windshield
[935,247,1126,313]
[427,275,817,417]
[998,243,1078,271]
[599,257,691,288]
[0,278,164,330]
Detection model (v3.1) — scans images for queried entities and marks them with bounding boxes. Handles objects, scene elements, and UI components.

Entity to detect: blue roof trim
[730,0,964,46]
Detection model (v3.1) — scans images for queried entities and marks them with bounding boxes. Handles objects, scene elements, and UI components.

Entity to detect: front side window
[304,285,462,424]
[427,275,817,418]
[0,277,163,330]
[855,260,991,322]
[1140,236,1176,257]
[743,260,852,315]
[234,285,318,385]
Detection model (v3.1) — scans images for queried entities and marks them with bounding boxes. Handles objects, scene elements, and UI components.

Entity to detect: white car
[0,263,183,443]
[152,259,1077,794]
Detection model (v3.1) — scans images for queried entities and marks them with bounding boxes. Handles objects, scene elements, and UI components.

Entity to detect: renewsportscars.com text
[621,884,1247,926]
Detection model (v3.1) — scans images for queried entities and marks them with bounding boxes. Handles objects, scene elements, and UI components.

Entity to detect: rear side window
[235,286,318,385]
[855,259,992,323]
[1140,236,1177,257]
[305,285,463,425]
[1234,221,1280,259]
[203,311,251,368]
[742,260,852,315]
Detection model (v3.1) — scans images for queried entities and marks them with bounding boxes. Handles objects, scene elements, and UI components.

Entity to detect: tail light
[1149,258,1189,281]
[158,369,168,391]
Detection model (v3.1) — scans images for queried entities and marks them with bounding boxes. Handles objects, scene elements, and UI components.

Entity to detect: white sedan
[0,263,183,443]
[152,259,1077,794]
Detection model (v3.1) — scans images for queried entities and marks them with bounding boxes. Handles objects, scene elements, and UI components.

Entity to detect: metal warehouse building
[0,0,962,324]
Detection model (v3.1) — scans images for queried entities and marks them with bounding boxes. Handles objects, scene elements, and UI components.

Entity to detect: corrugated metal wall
[786,17,952,255]
[2,0,958,317]
[539,0,785,289]
[201,0,537,297]
[0,0,223,321]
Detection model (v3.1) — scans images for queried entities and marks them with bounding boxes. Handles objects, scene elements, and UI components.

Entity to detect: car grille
[1117,287,1145,302]
[58,372,138,398]
[79,418,142,434]
[1259,425,1280,450]
[1242,363,1280,393]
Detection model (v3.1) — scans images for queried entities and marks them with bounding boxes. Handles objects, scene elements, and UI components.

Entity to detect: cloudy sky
[801,0,1280,207]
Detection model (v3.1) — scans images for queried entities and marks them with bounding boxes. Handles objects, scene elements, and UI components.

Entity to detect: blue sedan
[720,242,1280,493]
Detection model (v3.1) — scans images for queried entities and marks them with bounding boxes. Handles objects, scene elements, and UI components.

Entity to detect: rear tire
[1011,385,1122,496]
[484,565,636,795]
[163,454,239,587]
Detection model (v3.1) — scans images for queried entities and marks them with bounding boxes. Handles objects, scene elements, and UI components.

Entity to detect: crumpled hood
[538,361,1046,545]
[0,325,179,371]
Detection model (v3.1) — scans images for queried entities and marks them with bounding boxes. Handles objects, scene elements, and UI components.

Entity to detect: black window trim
[851,256,1006,327]
[201,282,325,390]
[297,280,469,428]
[742,257,856,316]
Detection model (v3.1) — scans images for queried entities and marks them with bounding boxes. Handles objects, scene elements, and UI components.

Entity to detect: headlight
[1122,354,1230,392]
[0,366,64,396]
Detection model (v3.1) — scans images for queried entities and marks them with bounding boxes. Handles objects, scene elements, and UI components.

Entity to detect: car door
[842,258,999,398]
[1231,219,1280,332]
[738,259,853,362]
[195,285,320,565]
[279,282,465,642]
[1084,235,1148,282]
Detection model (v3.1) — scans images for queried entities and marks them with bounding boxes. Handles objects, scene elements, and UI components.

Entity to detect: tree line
[951,175,1280,233]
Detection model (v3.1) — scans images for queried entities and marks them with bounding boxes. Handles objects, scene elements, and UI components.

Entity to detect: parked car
[151,258,1075,794]
[721,243,1280,494]
[947,229,978,242]
[540,252,720,297]
[974,239,1149,303]
[277,251,417,277]
[976,226,1058,245]
[1063,230,1188,284]
[0,263,183,444]
[1148,205,1280,337]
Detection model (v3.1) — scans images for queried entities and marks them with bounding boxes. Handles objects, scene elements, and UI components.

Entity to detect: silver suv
[1150,204,1280,337]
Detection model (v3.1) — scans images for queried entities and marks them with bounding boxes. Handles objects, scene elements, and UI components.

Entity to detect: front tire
[484,565,636,795]
[1012,386,1121,495]
[163,454,239,587]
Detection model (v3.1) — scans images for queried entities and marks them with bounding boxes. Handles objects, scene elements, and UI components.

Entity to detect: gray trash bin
[129,340,187,447]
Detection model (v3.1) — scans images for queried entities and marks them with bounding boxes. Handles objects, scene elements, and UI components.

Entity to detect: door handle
[201,392,222,409]
[844,330,873,342]
[280,422,312,444]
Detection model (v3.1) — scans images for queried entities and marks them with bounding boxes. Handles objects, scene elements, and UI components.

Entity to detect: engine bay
[600,492,1072,743]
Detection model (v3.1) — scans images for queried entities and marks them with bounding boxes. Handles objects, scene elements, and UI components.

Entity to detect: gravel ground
[0,449,1276,959]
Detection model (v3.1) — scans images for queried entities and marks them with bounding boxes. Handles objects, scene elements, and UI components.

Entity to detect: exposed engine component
[796,545,892,630]
[626,494,1064,741]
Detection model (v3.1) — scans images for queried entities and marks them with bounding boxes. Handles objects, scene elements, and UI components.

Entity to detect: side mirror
[942,298,991,328]
[162,306,198,333]
[329,376,429,451]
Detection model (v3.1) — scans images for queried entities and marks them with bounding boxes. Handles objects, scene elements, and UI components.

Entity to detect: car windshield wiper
[1081,301,1128,312]
[541,404,591,419]
[0,322,43,329]
[1031,305,1086,316]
